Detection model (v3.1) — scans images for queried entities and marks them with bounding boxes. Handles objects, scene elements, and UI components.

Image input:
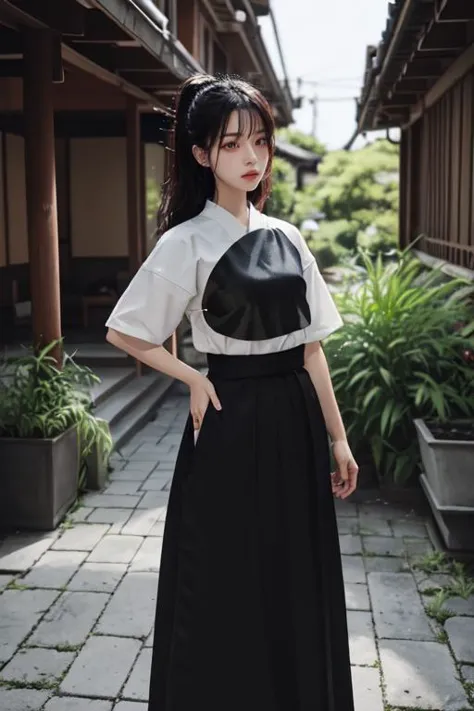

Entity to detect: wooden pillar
[126,98,143,374]
[23,29,62,362]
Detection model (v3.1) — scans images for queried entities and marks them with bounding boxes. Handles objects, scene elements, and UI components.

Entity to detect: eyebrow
[222,129,266,138]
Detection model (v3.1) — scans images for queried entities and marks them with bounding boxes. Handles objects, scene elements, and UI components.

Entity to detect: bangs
[206,88,275,149]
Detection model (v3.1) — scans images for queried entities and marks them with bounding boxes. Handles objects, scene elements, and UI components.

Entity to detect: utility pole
[309,95,318,138]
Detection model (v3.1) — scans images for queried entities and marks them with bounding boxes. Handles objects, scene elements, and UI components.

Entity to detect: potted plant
[0,340,113,531]
[323,248,474,494]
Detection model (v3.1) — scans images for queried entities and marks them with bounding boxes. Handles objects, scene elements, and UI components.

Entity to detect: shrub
[324,250,474,485]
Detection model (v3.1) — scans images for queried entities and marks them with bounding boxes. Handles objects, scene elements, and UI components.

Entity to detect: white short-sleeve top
[105,200,343,355]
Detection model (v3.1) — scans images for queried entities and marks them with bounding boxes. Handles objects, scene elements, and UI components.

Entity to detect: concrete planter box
[0,427,79,531]
[414,418,474,552]
[84,437,110,491]
[414,419,474,508]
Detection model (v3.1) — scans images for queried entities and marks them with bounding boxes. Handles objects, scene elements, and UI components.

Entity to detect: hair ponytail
[156,74,275,237]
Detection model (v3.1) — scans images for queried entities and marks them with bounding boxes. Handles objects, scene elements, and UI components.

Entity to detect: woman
[106,74,358,711]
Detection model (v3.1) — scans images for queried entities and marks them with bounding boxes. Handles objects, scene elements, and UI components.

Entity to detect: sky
[259,0,391,150]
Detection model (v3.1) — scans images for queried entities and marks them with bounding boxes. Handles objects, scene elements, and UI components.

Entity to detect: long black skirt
[148,345,354,711]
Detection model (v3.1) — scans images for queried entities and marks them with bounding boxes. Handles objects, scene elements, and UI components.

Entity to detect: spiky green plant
[324,249,474,484]
[0,340,112,470]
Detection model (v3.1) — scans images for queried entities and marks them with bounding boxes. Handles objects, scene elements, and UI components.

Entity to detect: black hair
[156,73,275,236]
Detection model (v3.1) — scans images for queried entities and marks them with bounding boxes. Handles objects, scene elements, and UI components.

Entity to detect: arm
[106,328,221,427]
[304,340,358,497]
[304,340,346,444]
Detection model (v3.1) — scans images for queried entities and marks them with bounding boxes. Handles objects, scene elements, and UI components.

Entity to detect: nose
[244,143,258,165]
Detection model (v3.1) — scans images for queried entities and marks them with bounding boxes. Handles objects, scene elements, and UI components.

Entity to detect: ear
[192,144,210,168]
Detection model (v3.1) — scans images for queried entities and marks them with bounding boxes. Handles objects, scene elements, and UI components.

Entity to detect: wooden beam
[382,94,418,108]
[436,0,474,23]
[126,98,143,376]
[417,20,467,52]
[118,70,176,88]
[403,58,450,79]
[8,0,85,36]
[407,41,474,126]
[23,29,62,361]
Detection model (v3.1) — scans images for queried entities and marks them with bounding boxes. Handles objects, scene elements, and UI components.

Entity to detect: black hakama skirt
[148,345,354,711]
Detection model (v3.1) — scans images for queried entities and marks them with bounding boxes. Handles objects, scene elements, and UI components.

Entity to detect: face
[193,110,270,195]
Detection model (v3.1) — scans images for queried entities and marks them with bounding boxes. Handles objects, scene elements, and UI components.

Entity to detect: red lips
[242,171,259,179]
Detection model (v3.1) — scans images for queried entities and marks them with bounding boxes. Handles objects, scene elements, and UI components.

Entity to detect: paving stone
[0,574,14,589]
[342,555,366,583]
[103,481,142,495]
[368,572,435,640]
[121,508,163,537]
[442,595,474,616]
[363,536,406,557]
[364,556,408,574]
[339,535,363,555]
[333,499,357,517]
[52,525,109,552]
[96,572,157,638]
[446,617,474,663]
[67,562,127,594]
[336,518,359,535]
[129,537,162,573]
[358,518,392,537]
[351,666,383,711]
[80,494,142,509]
[0,588,59,663]
[29,591,109,647]
[358,503,418,521]
[60,635,141,698]
[380,638,470,710]
[122,647,152,701]
[0,688,51,710]
[69,507,94,523]
[114,703,147,711]
[139,475,172,492]
[44,698,113,711]
[461,665,474,683]
[86,508,133,526]
[404,538,434,558]
[147,520,166,537]
[0,532,56,572]
[0,647,75,683]
[345,583,370,611]
[416,573,454,593]
[392,520,428,538]
[144,629,154,647]
[21,550,88,589]
[110,470,152,482]
[136,492,169,517]
[347,611,377,666]
[87,535,144,564]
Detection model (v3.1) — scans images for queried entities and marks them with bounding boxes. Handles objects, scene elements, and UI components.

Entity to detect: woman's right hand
[189,373,222,432]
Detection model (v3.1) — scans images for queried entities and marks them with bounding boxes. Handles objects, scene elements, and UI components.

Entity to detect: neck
[213,183,249,227]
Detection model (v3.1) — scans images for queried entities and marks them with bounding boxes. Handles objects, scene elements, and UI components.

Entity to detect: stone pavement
[1,389,473,711]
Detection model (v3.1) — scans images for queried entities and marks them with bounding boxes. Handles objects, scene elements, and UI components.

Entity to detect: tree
[277,127,326,156]
[266,156,296,221]
[293,139,400,254]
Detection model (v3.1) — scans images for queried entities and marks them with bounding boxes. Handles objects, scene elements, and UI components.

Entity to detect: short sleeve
[303,259,344,341]
[105,228,196,345]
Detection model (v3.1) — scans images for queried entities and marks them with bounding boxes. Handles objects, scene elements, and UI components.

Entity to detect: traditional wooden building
[0,0,293,444]
[356,0,474,279]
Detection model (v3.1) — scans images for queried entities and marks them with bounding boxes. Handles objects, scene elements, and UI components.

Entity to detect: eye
[223,141,238,150]
[256,137,268,146]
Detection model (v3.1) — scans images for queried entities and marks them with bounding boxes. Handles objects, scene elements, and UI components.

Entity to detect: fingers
[207,383,222,411]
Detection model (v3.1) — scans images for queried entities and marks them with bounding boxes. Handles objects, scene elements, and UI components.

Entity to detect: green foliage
[146,177,161,222]
[292,139,400,263]
[267,156,296,221]
[0,340,113,469]
[276,127,326,157]
[323,250,474,485]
